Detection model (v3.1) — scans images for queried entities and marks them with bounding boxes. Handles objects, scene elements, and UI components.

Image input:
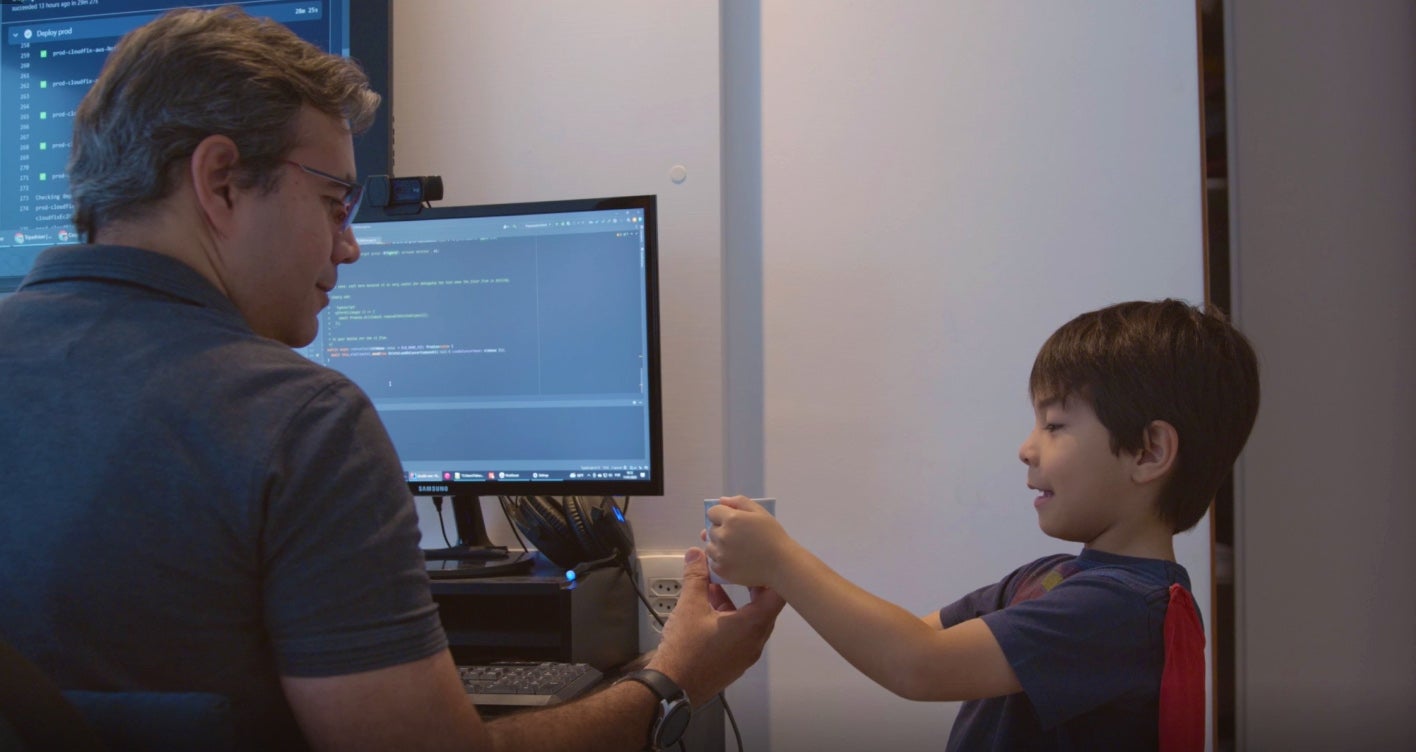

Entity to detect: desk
[429,556,724,749]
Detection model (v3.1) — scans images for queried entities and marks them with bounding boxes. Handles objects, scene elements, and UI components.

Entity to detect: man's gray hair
[68,5,381,238]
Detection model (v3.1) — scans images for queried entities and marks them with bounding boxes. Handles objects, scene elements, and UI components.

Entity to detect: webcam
[365,174,444,215]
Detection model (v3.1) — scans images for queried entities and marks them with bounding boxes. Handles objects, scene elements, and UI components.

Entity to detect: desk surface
[427,552,589,593]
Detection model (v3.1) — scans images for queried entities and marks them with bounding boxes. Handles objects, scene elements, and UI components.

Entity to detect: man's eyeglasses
[285,160,364,233]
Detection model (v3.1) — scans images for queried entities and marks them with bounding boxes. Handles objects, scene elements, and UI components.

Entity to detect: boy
[706,299,1260,751]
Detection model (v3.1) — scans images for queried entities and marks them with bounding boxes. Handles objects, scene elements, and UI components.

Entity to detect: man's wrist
[614,668,693,751]
[641,662,694,707]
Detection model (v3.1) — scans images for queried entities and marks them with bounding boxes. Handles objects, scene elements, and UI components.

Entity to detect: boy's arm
[707,497,1021,702]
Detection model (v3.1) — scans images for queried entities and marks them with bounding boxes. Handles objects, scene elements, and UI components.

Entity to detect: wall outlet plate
[635,551,685,652]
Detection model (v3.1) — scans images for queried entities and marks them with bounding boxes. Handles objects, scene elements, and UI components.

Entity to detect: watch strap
[614,669,691,750]
[615,668,683,703]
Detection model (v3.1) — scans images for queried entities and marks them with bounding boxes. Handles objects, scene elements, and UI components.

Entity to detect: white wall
[394,2,1210,749]
[1229,1,1416,748]
[751,3,1206,749]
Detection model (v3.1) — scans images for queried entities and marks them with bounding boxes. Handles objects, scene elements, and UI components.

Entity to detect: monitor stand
[424,495,536,578]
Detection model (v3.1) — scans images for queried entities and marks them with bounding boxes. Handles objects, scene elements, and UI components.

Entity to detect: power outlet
[648,577,683,597]
[636,551,685,652]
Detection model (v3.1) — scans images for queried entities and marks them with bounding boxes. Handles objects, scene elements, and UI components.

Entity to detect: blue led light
[565,569,577,582]
[613,506,625,522]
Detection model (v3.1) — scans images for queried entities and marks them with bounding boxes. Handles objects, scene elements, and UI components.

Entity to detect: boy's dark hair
[1029,299,1260,533]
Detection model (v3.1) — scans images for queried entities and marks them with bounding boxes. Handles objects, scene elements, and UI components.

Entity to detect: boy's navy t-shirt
[939,548,1193,751]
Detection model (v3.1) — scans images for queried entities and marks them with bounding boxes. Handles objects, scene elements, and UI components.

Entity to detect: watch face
[657,699,693,746]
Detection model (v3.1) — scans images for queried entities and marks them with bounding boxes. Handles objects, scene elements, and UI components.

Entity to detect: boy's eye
[1043,423,1062,432]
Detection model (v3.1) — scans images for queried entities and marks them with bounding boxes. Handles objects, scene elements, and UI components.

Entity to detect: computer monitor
[0,0,390,292]
[300,195,664,567]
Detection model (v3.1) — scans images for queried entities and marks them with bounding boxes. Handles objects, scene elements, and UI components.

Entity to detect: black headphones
[505,496,636,573]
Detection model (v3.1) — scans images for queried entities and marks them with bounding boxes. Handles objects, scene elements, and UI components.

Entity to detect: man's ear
[1132,419,1178,485]
[188,135,242,235]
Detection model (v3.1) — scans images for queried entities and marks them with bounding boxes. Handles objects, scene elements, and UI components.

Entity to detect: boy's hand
[704,495,795,588]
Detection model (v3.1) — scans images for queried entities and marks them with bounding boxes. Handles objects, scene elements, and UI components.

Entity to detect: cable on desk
[432,495,454,548]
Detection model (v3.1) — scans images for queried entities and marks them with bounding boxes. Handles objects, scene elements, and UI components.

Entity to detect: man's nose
[337,227,360,264]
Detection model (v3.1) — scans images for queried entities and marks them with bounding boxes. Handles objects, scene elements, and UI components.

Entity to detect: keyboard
[458,661,604,707]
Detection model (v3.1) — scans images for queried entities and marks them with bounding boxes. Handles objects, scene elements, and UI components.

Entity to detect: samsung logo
[415,485,450,493]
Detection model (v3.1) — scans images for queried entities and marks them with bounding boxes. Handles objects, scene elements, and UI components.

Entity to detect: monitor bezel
[348,0,393,183]
[351,194,665,499]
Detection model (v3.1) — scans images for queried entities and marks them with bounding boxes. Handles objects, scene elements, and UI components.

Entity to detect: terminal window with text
[301,196,664,498]
[0,0,388,293]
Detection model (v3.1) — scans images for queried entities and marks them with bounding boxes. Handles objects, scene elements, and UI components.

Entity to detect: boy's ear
[1132,419,1178,485]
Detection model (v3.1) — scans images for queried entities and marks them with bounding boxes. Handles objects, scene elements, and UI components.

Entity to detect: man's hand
[644,547,784,705]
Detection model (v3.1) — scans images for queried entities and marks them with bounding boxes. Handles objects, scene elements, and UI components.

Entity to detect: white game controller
[703,497,776,585]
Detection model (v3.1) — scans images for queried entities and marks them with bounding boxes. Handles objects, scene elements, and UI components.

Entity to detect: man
[0,7,782,750]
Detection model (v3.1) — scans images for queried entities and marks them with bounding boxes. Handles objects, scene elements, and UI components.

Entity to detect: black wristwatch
[614,668,692,750]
